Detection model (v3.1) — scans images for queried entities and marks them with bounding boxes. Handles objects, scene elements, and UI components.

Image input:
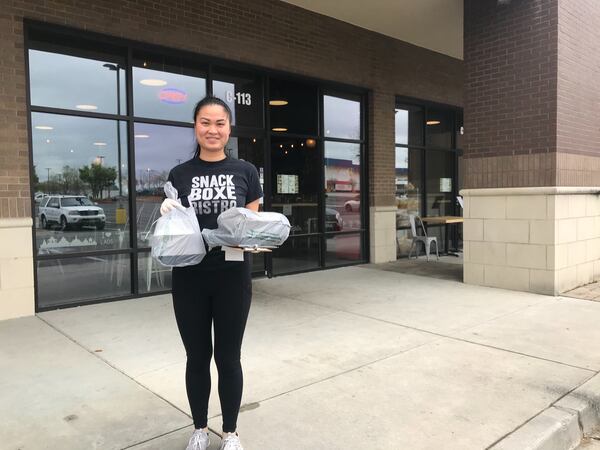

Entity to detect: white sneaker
[186,429,210,450]
[219,433,244,450]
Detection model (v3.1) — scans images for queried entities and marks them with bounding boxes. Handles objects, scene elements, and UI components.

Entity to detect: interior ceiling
[280,0,463,60]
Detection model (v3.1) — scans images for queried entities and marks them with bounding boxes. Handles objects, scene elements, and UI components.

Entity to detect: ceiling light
[46,139,50,143]
[140,79,167,86]
[135,134,150,138]
[272,127,287,132]
[76,104,98,110]
[252,138,256,143]
[70,149,74,153]
[426,120,441,125]
[305,138,316,148]
[93,142,107,146]
[35,126,53,130]
[269,100,288,106]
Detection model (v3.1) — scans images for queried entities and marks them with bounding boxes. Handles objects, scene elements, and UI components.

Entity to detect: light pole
[103,63,123,197]
[45,167,51,182]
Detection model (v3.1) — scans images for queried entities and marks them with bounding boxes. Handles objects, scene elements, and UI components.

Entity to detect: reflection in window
[395,147,421,231]
[426,109,454,149]
[213,68,263,128]
[426,149,456,217]
[227,137,265,209]
[395,105,424,146]
[134,123,195,247]
[324,141,361,231]
[29,50,126,114]
[31,113,129,254]
[269,78,318,135]
[270,137,320,235]
[324,95,360,140]
[37,255,131,308]
[133,65,206,123]
[138,252,172,293]
[272,236,319,275]
[325,233,362,266]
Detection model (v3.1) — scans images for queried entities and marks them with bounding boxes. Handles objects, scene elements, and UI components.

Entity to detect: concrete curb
[490,373,600,450]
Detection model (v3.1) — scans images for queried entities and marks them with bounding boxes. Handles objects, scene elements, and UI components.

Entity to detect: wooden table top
[420,216,464,224]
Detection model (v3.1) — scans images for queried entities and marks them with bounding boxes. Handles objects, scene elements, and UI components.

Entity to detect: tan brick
[484,219,529,243]
[506,195,547,220]
[506,243,547,269]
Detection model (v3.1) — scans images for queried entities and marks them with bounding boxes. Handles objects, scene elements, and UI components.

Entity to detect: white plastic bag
[149,182,206,267]
[202,207,290,249]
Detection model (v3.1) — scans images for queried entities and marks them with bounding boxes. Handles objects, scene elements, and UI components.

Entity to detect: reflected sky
[29,50,126,114]
[324,141,360,164]
[395,109,409,144]
[324,96,360,140]
[32,112,126,179]
[134,123,195,182]
[133,67,206,123]
[395,147,409,169]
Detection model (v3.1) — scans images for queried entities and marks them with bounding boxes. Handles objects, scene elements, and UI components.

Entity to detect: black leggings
[172,261,252,432]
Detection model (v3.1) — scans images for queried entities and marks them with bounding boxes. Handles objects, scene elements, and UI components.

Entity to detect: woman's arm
[245,199,260,212]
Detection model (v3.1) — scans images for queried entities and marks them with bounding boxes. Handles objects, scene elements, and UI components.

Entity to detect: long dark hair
[192,95,233,159]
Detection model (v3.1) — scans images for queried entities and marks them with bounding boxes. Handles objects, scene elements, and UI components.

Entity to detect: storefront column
[462,0,600,294]
[462,187,600,295]
[0,218,35,320]
[368,90,397,263]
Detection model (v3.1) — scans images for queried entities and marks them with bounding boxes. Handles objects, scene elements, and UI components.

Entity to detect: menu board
[277,174,299,194]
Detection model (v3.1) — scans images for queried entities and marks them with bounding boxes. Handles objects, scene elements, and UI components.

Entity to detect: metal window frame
[24,19,370,311]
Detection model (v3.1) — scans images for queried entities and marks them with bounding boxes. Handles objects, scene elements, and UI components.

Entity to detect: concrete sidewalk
[3,264,600,449]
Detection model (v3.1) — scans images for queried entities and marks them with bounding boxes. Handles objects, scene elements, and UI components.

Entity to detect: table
[420,216,464,256]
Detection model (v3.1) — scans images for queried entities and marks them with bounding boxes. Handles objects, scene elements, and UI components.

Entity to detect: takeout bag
[149,182,206,267]
[202,207,290,249]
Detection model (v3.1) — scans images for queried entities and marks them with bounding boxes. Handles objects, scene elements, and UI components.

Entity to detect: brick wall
[556,0,600,185]
[0,0,462,219]
[463,0,559,189]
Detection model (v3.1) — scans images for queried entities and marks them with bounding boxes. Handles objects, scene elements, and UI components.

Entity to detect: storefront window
[269,78,318,135]
[32,113,129,255]
[426,108,454,149]
[324,95,361,140]
[212,68,263,128]
[395,105,424,146]
[270,137,320,235]
[37,255,131,308]
[28,25,367,309]
[324,141,361,232]
[395,147,421,229]
[325,233,362,266]
[133,54,206,123]
[134,123,195,248]
[29,50,127,115]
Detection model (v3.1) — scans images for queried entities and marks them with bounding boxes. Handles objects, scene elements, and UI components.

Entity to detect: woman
[161,95,262,450]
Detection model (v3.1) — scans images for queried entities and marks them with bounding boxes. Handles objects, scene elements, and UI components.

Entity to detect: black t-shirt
[167,156,263,269]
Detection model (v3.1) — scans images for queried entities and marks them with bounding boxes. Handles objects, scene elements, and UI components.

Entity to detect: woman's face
[194,104,231,154]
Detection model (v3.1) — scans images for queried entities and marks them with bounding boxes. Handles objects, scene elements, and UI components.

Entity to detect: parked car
[344,194,361,212]
[34,192,48,204]
[39,195,106,230]
[325,207,343,232]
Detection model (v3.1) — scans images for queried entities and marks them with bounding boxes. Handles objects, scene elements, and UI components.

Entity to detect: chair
[408,215,439,261]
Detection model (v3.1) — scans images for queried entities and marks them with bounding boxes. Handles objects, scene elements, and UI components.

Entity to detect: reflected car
[325,207,343,232]
[39,195,106,230]
[344,195,360,212]
[34,192,48,204]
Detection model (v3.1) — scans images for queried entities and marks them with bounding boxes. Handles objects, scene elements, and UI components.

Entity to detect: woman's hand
[160,198,185,215]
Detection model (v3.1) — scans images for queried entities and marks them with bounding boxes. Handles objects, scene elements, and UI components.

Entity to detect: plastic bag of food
[202,207,290,249]
[149,182,206,267]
